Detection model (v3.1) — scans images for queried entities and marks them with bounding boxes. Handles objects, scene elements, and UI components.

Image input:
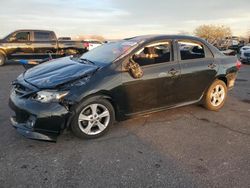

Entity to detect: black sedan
[9,35,241,141]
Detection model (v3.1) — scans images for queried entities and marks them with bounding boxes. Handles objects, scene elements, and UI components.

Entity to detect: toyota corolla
[9,35,241,141]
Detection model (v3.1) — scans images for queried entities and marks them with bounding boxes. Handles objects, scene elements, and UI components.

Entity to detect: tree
[194,25,232,45]
[247,29,250,43]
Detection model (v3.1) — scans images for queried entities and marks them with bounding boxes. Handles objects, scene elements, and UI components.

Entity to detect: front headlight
[34,90,69,103]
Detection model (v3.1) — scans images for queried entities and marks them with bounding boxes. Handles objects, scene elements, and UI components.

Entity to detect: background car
[240,48,250,64]
[83,39,103,51]
[0,30,87,66]
[240,44,250,54]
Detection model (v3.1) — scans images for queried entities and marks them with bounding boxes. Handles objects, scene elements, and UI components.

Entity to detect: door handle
[26,42,32,45]
[168,68,179,76]
[208,63,217,69]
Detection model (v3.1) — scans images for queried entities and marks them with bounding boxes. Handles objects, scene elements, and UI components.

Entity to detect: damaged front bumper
[9,90,70,142]
[10,117,58,142]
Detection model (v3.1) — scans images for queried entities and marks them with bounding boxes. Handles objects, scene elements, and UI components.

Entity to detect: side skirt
[124,96,204,119]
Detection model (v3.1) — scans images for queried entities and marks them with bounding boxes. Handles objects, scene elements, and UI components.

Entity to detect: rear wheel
[203,80,227,111]
[71,97,115,139]
[0,53,6,66]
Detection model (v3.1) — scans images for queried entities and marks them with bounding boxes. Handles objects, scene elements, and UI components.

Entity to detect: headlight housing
[33,90,69,103]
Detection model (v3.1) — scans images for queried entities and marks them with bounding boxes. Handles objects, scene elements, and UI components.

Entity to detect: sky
[0,0,249,39]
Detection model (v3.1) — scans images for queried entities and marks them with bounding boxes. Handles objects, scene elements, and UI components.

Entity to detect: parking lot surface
[0,63,250,188]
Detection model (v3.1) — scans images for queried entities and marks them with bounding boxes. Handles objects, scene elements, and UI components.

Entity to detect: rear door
[33,31,58,58]
[176,39,218,102]
[7,31,33,59]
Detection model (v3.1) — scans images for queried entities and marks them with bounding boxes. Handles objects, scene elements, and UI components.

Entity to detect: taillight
[236,60,242,70]
[83,42,89,48]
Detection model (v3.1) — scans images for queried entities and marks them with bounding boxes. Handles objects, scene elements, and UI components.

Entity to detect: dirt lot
[0,63,249,188]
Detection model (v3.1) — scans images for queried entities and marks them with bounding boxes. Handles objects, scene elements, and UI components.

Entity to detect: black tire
[203,79,228,111]
[71,97,115,139]
[0,53,6,66]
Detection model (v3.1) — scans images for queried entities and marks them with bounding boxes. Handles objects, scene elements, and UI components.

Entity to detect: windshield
[80,40,138,64]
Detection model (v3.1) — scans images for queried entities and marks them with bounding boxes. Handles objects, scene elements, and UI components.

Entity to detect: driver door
[120,40,180,115]
[7,31,33,59]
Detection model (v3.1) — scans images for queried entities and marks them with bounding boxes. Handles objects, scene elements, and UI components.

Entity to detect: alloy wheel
[210,84,225,107]
[78,103,110,135]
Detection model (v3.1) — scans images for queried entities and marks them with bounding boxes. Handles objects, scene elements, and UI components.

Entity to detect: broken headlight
[33,90,69,103]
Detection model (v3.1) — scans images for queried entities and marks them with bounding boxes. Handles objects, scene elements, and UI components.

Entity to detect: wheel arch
[65,91,121,129]
[216,75,228,87]
[0,48,7,56]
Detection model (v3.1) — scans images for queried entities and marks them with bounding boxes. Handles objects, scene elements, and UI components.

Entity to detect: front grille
[244,52,250,57]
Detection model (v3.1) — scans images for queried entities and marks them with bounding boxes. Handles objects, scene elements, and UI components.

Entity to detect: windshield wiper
[79,58,95,65]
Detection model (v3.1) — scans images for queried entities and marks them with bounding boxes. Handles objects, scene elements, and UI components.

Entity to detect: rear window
[178,40,206,60]
[34,32,55,41]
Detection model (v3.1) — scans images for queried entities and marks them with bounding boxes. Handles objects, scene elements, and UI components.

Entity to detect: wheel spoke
[218,90,224,95]
[99,110,109,118]
[84,122,94,134]
[211,98,216,106]
[90,104,98,115]
[79,114,91,121]
[97,121,106,131]
[216,85,221,92]
[217,97,222,104]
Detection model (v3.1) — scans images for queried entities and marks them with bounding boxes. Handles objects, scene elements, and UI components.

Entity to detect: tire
[0,53,6,66]
[203,79,228,111]
[71,97,115,139]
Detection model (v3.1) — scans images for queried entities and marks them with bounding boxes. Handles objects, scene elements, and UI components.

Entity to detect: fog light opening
[25,116,36,129]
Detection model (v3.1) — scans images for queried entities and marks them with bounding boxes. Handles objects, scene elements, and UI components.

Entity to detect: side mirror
[127,58,143,79]
[8,36,16,42]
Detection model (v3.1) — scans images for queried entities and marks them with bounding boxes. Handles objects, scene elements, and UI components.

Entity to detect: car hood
[23,57,99,89]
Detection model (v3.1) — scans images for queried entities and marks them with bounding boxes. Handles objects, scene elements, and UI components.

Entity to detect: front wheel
[203,80,228,111]
[71,97,115,139]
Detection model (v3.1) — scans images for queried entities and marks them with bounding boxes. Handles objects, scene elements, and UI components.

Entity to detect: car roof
[124,34,207,44]
[14,29,54,33]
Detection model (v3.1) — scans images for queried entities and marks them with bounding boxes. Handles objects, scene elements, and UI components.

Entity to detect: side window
[133,42,172,66]
[178,40,205,60]
[34,32,54,41]
[10,32,30,42]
